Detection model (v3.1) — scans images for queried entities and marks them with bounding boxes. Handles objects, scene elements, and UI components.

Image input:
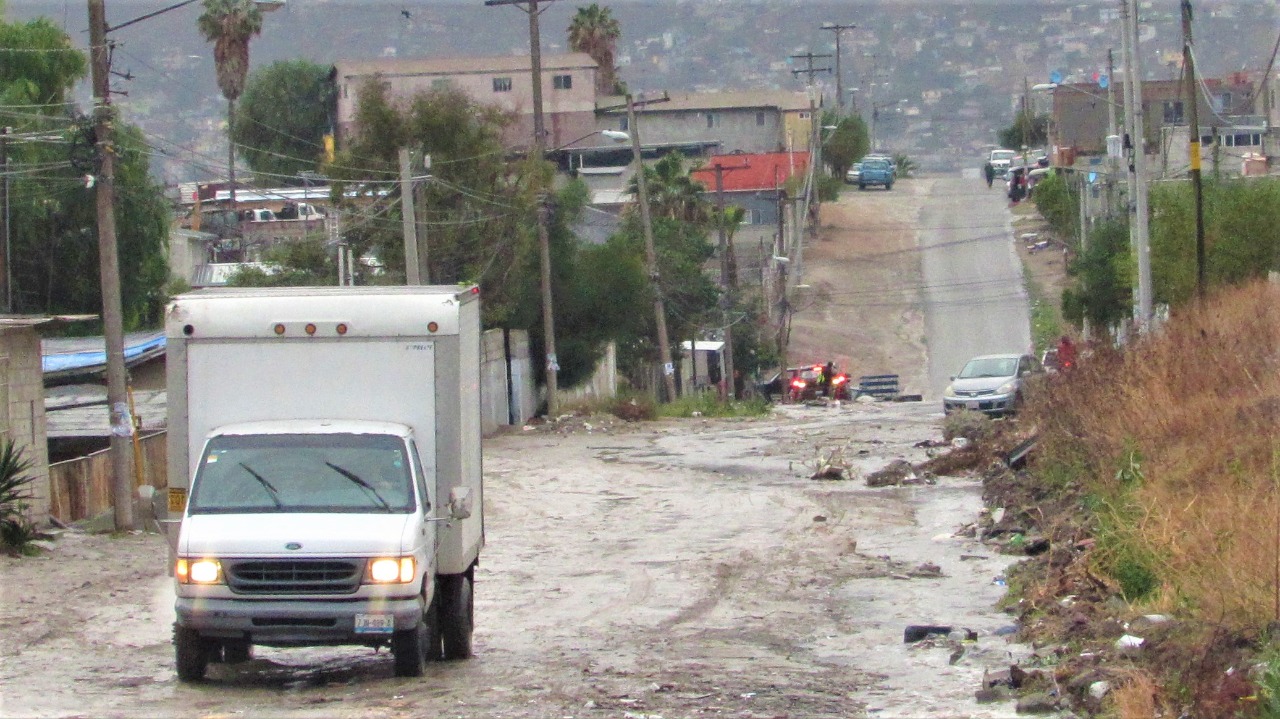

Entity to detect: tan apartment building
[332,53,600,152]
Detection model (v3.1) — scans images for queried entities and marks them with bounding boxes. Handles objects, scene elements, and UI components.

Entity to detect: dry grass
[1107,670,1168,719]
[1025,279,1280,631]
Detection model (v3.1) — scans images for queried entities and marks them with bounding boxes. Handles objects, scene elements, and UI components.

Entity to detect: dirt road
[1,176,1033,718]
[1,404,1028,719]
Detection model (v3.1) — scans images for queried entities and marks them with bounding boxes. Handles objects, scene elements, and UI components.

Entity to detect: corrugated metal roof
[334,53,597,79]
[690,152,812,192]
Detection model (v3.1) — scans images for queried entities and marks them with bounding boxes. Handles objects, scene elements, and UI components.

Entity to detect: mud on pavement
[0,402,1032,719]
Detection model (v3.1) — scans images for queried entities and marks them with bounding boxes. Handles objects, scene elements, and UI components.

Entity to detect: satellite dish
[1049,70,1063,85]
[1098,74,1110,89]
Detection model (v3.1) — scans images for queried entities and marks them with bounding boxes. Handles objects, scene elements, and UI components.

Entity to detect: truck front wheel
[393,586,442,676]
[174,625,210,681]
[440,572,474,660]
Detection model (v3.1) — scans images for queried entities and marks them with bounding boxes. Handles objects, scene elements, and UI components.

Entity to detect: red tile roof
[690,152,811,192]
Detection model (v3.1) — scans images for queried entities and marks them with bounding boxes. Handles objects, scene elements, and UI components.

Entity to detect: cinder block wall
[1,328,50,520]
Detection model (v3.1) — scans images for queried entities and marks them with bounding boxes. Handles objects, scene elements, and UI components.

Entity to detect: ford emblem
[285,542,302,550]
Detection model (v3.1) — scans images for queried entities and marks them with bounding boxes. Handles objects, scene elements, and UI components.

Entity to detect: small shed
[679,340,726,394]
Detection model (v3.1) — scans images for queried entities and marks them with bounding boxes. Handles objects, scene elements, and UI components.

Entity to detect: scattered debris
[866,459,915,487]
[904,624,953,643]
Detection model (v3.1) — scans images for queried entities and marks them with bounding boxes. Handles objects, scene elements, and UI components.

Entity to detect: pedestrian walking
[983,162,995,188]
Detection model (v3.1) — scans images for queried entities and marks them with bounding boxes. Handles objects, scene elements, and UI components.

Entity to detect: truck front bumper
[175,595,424,647]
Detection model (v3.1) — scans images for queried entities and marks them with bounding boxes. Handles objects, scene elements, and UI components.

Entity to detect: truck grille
[225,559,362,595]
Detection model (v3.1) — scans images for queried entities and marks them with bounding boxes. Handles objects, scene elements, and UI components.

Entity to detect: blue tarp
[42,333,166,374]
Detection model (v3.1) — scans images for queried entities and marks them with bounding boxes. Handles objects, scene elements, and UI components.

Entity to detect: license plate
[354,614,395,634]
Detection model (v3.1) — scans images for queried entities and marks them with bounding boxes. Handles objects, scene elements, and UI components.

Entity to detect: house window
[799,111,811,120]
[431,79,452,90]
[493,77,512,92]
[553,74,572,90]
[1162,101,1184,124]
[706,113,720,129]
[620,117,629,131]
[756,111,766,126]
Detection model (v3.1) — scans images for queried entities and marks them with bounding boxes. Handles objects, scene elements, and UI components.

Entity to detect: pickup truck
[858,158,894,191]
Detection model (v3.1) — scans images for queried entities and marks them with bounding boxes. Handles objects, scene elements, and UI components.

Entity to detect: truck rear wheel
[174,625,209,681]
[440,572,474,660]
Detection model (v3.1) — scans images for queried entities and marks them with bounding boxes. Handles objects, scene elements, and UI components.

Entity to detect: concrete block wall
[480,329,509,436]
[2,328,50,520]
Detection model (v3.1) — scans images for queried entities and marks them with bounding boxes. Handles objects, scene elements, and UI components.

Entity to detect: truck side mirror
[448,487,473,520]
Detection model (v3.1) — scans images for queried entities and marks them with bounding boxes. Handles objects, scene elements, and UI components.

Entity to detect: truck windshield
[188,433,416,514]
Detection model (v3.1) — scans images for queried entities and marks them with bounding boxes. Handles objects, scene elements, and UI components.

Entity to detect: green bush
[0,440,37,552]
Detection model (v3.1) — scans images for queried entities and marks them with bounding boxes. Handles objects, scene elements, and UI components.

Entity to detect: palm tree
[197,0,263,223]
[567,4,622,95]
[627,153,709,223]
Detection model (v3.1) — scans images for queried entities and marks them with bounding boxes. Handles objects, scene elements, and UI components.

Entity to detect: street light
[87,0,281,531]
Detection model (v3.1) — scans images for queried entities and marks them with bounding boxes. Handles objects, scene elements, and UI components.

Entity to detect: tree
[567,4,623,95]
[232,60,335,182]
[1,15,169,328]
[197,0,264,211]
[1062,219,1131,334]
[820,112,869,178]
[997,113,1049,151]
[627,153,709,223]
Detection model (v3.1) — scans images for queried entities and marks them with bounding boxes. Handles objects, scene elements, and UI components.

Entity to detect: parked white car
[943,352,1042,416]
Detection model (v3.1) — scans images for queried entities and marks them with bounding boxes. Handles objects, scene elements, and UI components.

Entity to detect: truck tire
[440,572,474,660]
[174,625,209,681]
[392,623,427,677]
[858,183,867,191]
[393,586,443,676]
[886,182,894,191]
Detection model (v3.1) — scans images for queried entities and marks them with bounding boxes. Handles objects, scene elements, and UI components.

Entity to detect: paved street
[919,177,1029,396]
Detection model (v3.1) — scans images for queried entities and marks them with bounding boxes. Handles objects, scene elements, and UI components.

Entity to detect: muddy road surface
[1,402,1029,719]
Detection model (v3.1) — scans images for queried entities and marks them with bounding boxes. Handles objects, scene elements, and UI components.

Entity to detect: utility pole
[398,147,421,284]
[709,162,748,399]
[790,54,829,284]
[1181,0,1206,300]
[626,95,678,403]
[1125,0,1154,329]
[1107,48,1119,218]
[88,0,135,531]
[486,0,561,415]
[0,126,10,312]
[821,23,856,114]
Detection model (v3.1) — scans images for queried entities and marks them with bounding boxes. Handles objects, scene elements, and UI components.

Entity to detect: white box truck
[163,286,483,680]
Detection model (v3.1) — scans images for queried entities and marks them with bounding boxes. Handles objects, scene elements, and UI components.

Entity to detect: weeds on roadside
[656,391,771,419]
[0,440,37,553]
[942,409,993,442]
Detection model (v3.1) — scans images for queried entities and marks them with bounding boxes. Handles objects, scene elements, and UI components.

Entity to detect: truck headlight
[367,557,415,584]
[176,558,222,584]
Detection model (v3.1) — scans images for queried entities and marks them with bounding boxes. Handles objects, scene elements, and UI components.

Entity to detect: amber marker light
[427,322,439,333]
[336,323,349,335]
[305,323,317,336]
[273,323,286,335]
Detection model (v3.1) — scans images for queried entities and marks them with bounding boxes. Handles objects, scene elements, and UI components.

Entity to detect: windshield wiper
[324,461,392,511]
[239,462,283,509]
